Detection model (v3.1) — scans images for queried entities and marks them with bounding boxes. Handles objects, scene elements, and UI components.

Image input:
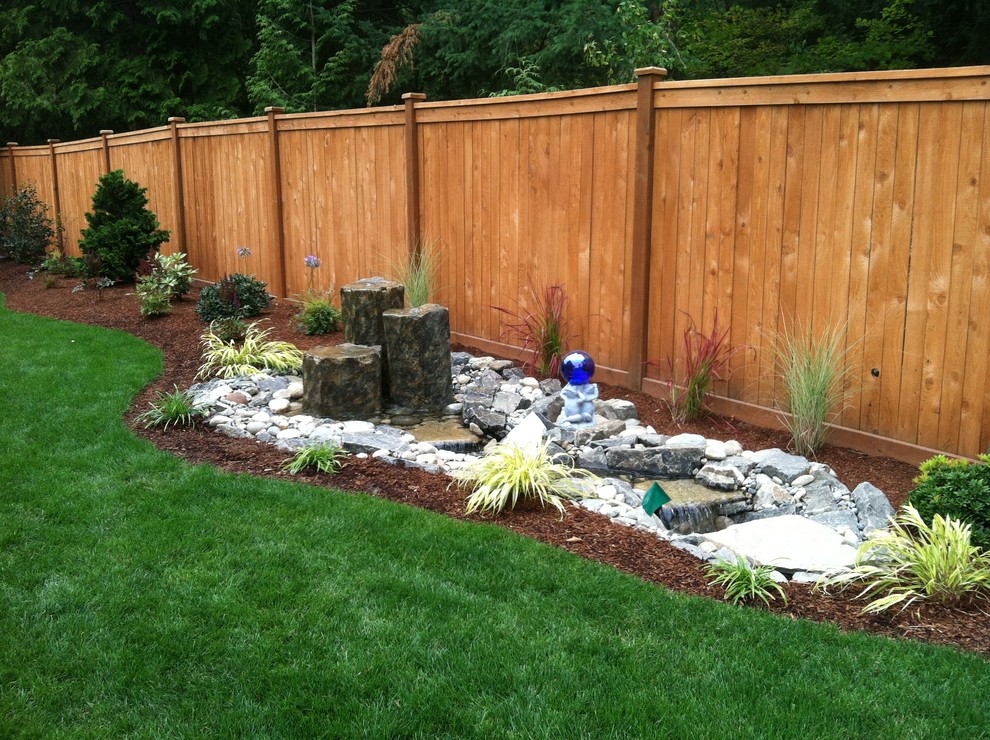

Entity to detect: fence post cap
[99,129,113,135]
[47,139,60,144]
[167,117,186,124]
[402,93,427,101]
[634,67,668,79]
[5,142,17,146]
[264,106,286,114]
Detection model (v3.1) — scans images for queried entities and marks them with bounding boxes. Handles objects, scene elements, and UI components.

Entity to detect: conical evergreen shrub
[79,170,170,282]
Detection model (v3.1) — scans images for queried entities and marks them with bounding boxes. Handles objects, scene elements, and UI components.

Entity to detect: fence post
[2,143,17,192]
[265,106,288,299]
[99,130,114,174]
[402,93,427,259]
[626,67,667,391]
[47,139,64,255]
[167,117,187,255]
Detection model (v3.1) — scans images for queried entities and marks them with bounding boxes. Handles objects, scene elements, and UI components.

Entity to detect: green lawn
[1,295,988,737]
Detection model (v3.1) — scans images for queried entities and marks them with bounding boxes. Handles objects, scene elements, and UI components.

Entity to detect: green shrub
[451,442,597,517]
[294,288,341,335]
[817,504,990,613]
[281,442,346,475]
[40,253,87,277]
[149,251,197,299]
[197,320,302,379]
[79,170,170,282]
[705,555,787,606]
[135,279,173,318]
[908,454,990,551]
[210,317,248,345]
[135,386,206,430]
[196,273,273,322]
[0,184,55,264]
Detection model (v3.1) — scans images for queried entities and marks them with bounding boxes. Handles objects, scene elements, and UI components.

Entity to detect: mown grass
[1,295,989,737]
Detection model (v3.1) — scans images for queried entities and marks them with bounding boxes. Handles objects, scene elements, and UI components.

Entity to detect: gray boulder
[852,482,895,535]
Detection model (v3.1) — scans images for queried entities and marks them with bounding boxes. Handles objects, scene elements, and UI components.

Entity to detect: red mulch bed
[2,261,987,660]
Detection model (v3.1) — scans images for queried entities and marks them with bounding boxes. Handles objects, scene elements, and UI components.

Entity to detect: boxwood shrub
[908,454,990,551]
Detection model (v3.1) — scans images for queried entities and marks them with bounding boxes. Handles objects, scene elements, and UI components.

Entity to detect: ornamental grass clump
[281,442,346,475]
[661,311,738,423]
[705,555,788,607]
[392,240,442,307]
[774,321,853,456]
[135,385,206,430]
[452,442,597,518]
[494,283,571,378]
[816,504,990,614]
[198,320,303,379]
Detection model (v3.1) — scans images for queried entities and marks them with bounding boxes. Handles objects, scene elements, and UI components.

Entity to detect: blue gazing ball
[561,350,595,385]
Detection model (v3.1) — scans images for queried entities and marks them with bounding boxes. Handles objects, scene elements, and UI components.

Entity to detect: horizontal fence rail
[3,66,989,463]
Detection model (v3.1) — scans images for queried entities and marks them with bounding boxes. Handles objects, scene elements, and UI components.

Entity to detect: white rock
[250,412,272,423]
[355,453,368,459]
[703,516,859,573]
[298,422,317,436]
[667,433,706,447]
[724,440,744,456]
[371,449,390,458]
[500,412,546,451]
[416,453,438,466]
[269,398,291,413]
[436,449,461,461]
[704,440,728,460]
[277,428,301,440]
[456,374,471,385]
[791,474,816,488]
[209,415,232,427]
[597,484,618,501]
[468,356,494,369]
[272,388,292,400]
[341,420,375,434]
[287,382,304,399]
[246,421,267,434]
[519,377,540,388]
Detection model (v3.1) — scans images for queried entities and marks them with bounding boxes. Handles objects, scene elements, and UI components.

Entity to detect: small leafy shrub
[774,321,852,456]
[210,317,248,345]
[451,442,597,517]
[392,240,441,307]
[40,253,87,277]
[198,320,303,379]
[908,454,990,551]
[817,504,990,613]
[294,289,341,335]
[705,555,788,606]
[79,170,170,282]
[196,273,273,322]
[135,385,205,430]
[281,442,346,475]
[660,311,738,423]
[135,279,173,317]
[42,274,57,289]
[494,283,571,378]
[149,251,197,299]
[0,184,55,264]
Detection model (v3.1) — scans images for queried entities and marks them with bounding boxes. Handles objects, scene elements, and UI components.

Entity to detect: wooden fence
[2,66,989,462]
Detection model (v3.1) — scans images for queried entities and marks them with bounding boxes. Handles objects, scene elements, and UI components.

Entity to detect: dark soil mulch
[2,261,987,660]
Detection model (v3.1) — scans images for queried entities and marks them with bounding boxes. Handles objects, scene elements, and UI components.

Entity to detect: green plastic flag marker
[642,481,671,516]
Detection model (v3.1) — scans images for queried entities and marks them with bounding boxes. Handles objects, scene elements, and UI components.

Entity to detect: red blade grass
[493,283,571,378]
[653,311,738,423]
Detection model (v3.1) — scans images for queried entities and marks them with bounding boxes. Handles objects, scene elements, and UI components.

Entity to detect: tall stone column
[382,304,453,413]
[341,277,404,396]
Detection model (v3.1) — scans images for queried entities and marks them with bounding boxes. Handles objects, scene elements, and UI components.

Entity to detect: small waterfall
[661,501,722,534]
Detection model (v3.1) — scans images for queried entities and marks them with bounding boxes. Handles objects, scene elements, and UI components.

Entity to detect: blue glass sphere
[561,350,595,385]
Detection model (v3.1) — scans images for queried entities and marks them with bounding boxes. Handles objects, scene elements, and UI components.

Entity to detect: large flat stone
[703,515,858,573]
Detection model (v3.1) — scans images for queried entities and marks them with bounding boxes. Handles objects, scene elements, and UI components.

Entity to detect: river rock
[703,516,858,573]
[852,482,895,534]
